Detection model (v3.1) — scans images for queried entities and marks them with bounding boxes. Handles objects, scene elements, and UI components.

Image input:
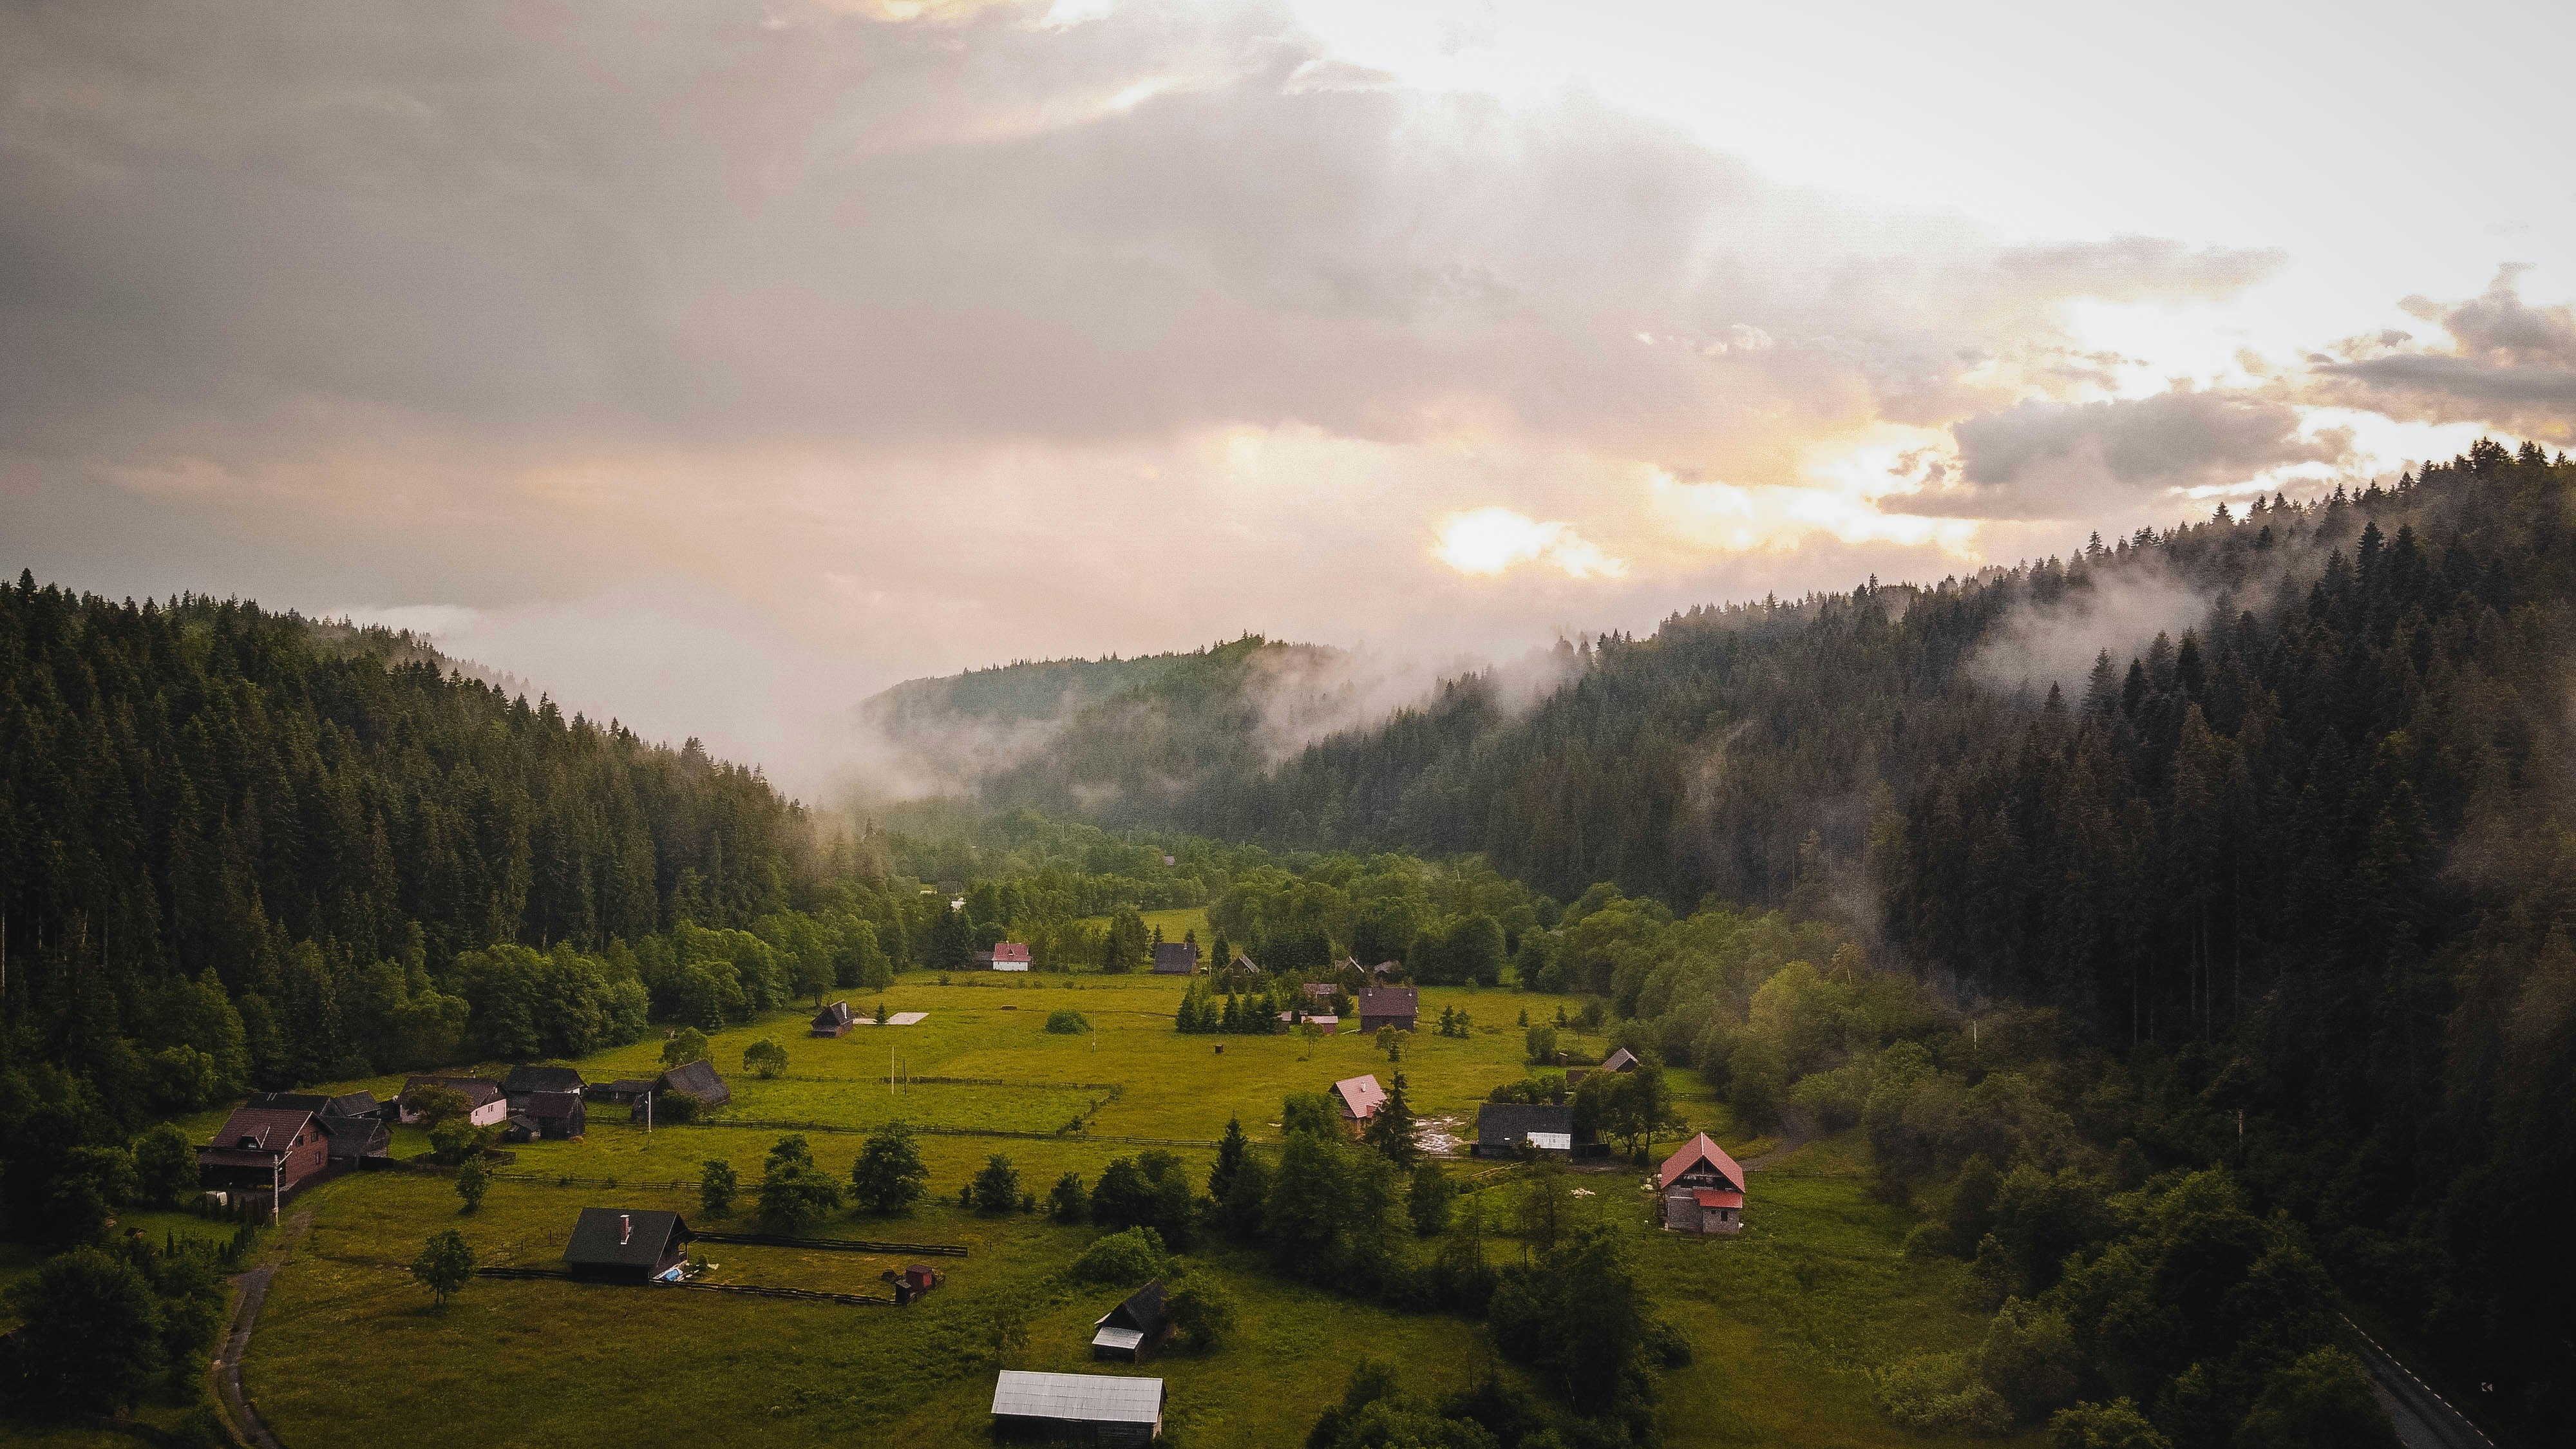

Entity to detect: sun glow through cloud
[1432,507,1627,580]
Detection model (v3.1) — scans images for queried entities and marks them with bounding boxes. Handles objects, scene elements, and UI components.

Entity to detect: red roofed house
[197,1104,332,1218]
[1659,1132,1746,1235]
[1330,1074,1386,1126]
[975,942,1032,972]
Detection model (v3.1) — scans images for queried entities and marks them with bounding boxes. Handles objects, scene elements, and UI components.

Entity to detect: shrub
[699,1159,739,1218]
[1048,1171,1089,1222]
[412,1229,475,1308]
[654,1089,702,1125]
[850,1122,929,1215]
[971,1155,1021,1215]
[1524,1025,1558,1063]
[1045,1010,1089,1034]
[1069,1226,1167,1283]
[1164,1269,1239,1350]
[455,1158,489,1213]
[661,1028,711,1068]
[743,1038,788,1078]
[1876,1353,2014,1435]
[2047,1398,2172,1449]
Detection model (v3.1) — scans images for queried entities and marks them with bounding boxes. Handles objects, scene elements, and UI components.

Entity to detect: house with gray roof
[655,1059,730,1108]
[1472,1102,1576,1158]
[1090,1280,1169,1363]
[563,1208,692,1283]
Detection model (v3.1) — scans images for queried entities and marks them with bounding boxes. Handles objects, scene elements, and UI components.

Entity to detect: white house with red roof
[1659,1132,1747,1235]
[975,942,1032,972]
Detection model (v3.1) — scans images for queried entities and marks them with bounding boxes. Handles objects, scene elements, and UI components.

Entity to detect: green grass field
[5,973,2028,1448]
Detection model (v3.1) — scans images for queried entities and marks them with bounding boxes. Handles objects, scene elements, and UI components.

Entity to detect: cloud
[1433,507,1625,578]
[2309,267,2576,440]
[1914,386,2354,520]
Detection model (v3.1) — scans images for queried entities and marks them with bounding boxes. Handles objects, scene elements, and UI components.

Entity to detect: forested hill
[0,585,810,1056]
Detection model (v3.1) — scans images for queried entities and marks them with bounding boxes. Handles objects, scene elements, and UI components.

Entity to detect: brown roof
[207,1105,316,1153]
[524,1091,583,1120]
[1658,1132,1745,1191]
[403,1076,504,1109]
[1357,987,1418,1016]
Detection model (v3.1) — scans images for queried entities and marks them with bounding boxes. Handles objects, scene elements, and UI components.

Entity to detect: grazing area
[0,973,2021,1449]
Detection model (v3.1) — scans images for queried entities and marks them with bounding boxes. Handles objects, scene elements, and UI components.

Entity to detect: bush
[743,1037,788,1078]
[1164,1269,1238,1350]
[699,1159,739,1218]
[1877,1353,2014,1435]
[971,1155,1021,1215]
[2235,1348,2401,1449]
[455,1158,489,1213]
[1048,1171,1089,1222]
[661,1028,711,1068]
[2047,1398,2172,1449]
[1524,1025,1558,1063]
[654,1089,702,1125]
[1045,1010,1089,1034]
[133,1124,200,1208]
[1069,1226,1167,1283]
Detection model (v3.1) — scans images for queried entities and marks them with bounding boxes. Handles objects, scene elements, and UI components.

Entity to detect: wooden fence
[692,1230,967,1256]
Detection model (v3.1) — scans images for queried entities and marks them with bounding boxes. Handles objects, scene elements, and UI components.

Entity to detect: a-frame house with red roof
[1658,1132,1746,1235]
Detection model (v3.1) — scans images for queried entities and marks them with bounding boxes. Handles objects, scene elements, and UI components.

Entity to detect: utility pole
[643,1090,653,1135]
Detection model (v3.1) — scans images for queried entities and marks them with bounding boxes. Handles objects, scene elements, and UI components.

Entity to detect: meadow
[10,972,2031,1448]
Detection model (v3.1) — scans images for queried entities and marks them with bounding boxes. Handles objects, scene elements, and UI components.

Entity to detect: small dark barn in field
[1151,942,1198,976]
[564,1208,692,1283]
[1600,1047,1640,1074]
[502,1065,587,1112]
[990,1370,1164,1444]
[811,1001,857,1036]
[585,1078,655,1108]
[1091,1280,1170,1362]
[318,1113,390,1164]
[656,1059,730,1108]
[1473,1102,1575,1158]
[1356,987,1417,1033]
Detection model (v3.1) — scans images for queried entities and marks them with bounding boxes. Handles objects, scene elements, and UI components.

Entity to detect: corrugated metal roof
[1527,1131,1572,1150]
[1091,1327,1146,1352]
[990,1370,1163,1425]
[1658,1132,1745,1192]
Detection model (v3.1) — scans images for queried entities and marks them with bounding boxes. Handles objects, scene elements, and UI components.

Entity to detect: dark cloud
[1913,387,2351,520]
[2310,267,2576,439]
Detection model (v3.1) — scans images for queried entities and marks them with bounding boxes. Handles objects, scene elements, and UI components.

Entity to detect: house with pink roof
[1659,1132,1747,1235]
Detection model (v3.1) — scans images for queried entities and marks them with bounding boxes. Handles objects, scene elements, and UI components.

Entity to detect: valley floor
[3,973,2031,1448]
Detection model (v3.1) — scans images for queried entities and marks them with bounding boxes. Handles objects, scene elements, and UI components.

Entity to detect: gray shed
[990,1370,1164,1444]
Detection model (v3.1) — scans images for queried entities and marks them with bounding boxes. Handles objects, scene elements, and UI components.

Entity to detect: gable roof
[1151,942,1198,974]
[1095,1279,1166,1336]
[319,1115,390,1159]
[990,1370,1164,1426]
[658,1059,728,1102]
[1476,1101,1573,1146]
[1601,1048,1640,1074]
[1301,981,1338,998]
[247,1090,380,1119]
[1356,987,1419,1016]
[990,942,1031,963]
[813,1000,855,1027]
[1331,1075,1386,1121]
[1692,1188,1746,1209]
[207,1105,316,1153]
[1658,1132,1745,1192]
[564,1208,690,1269]
[503,1065,586,1096]
[524,1090,583,1121]
[402,1076,504,1108]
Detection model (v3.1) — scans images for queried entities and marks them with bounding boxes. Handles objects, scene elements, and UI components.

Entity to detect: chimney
[621,1214,632,1245]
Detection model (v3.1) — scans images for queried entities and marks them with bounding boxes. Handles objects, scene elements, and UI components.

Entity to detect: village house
[972,942,1032,971]
[247,1089,385,1121]
[1356,987,1419,1033]
[196,1104,332,1206]
[1092,1279,1170,1362]
[1659,1132,1747,1235]
[502,1065,587,1113]
[1150,942,1198,976]
[1275,1012,1338,1033]
[654,1059,732,1110]
[397,1076,507,1127]
[811,1001,858,1037]
[1473,1102,1575,1158]
[564,1208,692,1283]
[1330,1074,1386,1126]
[318,1113,391,1164]
[990,1370,1164,1444]
[506,1090,585,1141]
[1600,1047,1640,1074]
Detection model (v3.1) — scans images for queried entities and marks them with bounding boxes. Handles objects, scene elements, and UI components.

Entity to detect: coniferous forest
[1,442,2570,1443]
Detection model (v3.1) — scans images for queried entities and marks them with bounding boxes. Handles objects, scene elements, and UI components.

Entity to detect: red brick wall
[277,1128,330,1192]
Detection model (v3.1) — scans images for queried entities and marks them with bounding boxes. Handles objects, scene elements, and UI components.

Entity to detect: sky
[4,0,2572,798]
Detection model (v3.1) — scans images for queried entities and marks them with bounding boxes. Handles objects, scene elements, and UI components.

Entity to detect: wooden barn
[1659,1132,1747,1235]
[655,1059,731,1109]
[564,1208,692,1283]
[811,1001,858,1037]
[1091,1280,1169,1362]
[318,1114,390,1164]
[1473,1102,1574,1158]
[1600,1047,1640,1074]
[502,1065,587,1113]
[1356,987,1418,1033]
[1150,942,1199,976]
[990,1370,1164,1444]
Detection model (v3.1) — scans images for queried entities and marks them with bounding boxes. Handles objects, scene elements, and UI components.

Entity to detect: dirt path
[213,1208,312,1449]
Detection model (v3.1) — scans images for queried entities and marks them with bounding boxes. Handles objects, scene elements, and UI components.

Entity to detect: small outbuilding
[973,942,1033,972]
[318,1113,391,1164]
[1659,1132,1747,1235]
[811,1001,858,1037]
[1151,942,1199,976]
[585,1078,656,1108]
[1091,1280,1170,1362]
[1331,1074,1386,1125]
[1356,987,1419,1033]
[520,1090,586,1140]
[990,1370,1164,1444]
[655,1059,731,1109]
[502,1065,587,1112]
[1600,1047,1640,1074]
[1473,1102,1575,1158]
[564,1208,692,1283]
[884,1264,943,1305]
